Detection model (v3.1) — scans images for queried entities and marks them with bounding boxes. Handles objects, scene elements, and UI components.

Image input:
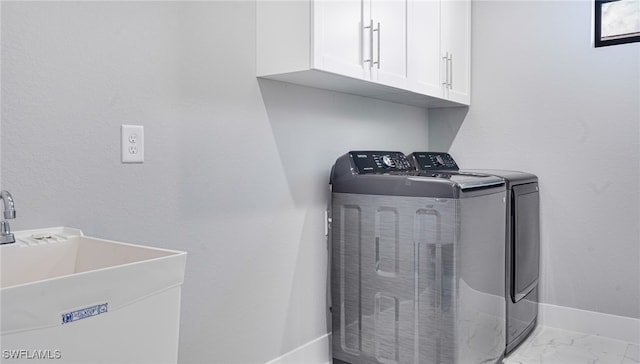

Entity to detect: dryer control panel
[349,151,413,174]
[411,152,459,171]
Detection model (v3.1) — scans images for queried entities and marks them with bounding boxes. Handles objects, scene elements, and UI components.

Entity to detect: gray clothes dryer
[329,151,507,364]
[409,152,540,355]
[467,169,539,355]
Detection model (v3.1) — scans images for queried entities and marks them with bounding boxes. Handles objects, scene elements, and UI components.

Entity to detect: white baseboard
[539,303,640,343]
[266,333,331,364]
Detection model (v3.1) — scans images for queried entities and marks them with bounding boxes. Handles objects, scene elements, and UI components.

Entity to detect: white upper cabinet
[407,0,471,105]
[256,0,470,108]
[441,0,470,105]
[407,0,443,97]
[312,0,367,80]
[313,0,408,89]
[369,0,408,89]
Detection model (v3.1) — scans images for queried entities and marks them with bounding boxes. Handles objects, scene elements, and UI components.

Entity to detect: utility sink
[1,227,187,364]
[1,227,182,288]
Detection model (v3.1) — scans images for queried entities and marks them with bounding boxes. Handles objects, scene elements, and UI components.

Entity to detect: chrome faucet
[0,190,16,244]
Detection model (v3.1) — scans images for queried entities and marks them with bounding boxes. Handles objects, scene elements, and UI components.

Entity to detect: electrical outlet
[121,125,144,163]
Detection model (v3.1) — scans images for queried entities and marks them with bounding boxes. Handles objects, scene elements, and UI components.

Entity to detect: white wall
[431,0,640,319]
[0,1,3,189]
[1,2,430,363]
[6,0,637,360]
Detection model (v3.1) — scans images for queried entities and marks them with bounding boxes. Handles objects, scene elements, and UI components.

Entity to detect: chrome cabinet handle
[448,53,453,89]
[374,22,380,69]
[442,52,449,87]
[364,19,374,68]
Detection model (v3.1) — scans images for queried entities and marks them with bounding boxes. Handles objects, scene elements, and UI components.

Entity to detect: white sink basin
[1,227,186,364]
[1,227,179,288]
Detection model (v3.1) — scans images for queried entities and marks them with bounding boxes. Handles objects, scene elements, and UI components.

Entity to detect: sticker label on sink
[61,303,108,324]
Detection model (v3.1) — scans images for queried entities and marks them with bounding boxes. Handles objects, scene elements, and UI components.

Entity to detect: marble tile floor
[503,326,639,364]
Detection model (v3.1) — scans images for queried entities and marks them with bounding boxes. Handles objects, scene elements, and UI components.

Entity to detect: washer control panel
[411,152,459,171]
[350,151,413,174]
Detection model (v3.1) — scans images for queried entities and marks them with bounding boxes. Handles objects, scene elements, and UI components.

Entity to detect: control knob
[382,155,395,168]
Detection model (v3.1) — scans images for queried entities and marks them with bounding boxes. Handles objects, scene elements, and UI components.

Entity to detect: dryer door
[511,182,540,302]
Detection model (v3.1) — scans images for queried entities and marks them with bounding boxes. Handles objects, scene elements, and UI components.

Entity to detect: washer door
[512,182,540,302]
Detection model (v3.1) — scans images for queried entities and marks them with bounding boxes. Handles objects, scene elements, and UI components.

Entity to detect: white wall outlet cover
[121,125,144,163]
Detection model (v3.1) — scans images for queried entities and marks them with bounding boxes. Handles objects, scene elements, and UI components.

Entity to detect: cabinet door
[313,0,367,80]
[441,0,470,105]
[370,0,408,88]
[407,0,443,97]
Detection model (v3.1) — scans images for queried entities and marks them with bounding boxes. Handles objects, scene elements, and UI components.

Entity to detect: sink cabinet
[1,227,186,364]
[257,0,471,108]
